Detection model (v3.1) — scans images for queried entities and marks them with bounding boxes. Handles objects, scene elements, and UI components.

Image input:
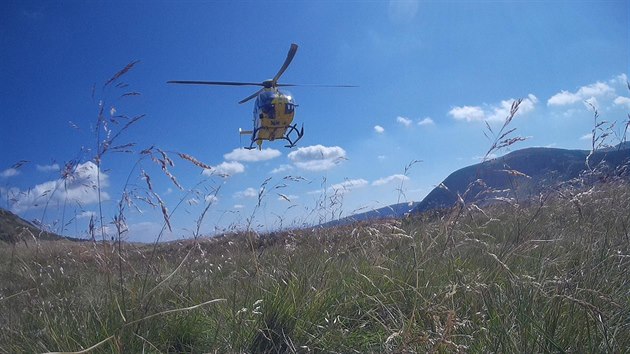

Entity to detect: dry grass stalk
[120,91,141,98]
[142,170,172,232]
[585,101,617,170]
[397,159,422,204]
[482,98,527,162]
[177,152,213,170]
[11,160,29,169]
[44,335,116,354]
[103,60,140,88]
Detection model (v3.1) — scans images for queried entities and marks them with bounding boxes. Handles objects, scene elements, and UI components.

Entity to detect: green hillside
[0,208,64,243]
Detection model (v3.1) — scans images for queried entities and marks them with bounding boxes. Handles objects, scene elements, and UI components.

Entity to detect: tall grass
[1,181,628,352]
[1,63,629,354]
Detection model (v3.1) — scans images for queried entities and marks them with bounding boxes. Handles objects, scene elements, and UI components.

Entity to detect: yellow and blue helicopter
[168,44,355,150]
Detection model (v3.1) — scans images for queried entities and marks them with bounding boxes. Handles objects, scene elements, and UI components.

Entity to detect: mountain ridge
[0,207,70,243]
[412,144,629,215]
[323,143,629,227]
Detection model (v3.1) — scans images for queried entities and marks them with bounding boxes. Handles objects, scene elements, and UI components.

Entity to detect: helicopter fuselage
[248,88,301,149]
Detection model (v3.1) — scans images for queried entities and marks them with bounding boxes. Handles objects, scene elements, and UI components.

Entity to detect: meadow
[1,178,629,353]
[1,64,628,353]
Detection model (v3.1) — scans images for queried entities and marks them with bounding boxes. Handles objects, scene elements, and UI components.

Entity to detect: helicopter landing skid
[283,123,304,148]
[244,124,304,150]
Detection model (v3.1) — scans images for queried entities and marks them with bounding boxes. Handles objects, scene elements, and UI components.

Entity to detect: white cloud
[270,164,294,174]
[614,96,630,108]
[547,82,614,106]
[189,195,218,205]
[287,145,346,171]
[9,161,109,213]
[307,178,369,196]
[486,94,538,122]
[205,195,219,204]
[547,90,581,106]
[329,179,369,194]
[449,95,537,122]
[202,161,245,177]
[583,97,599,111]
[0,168,20,178]
[36,163,60,172]
[580,133,593,141]
[579,82,615,97]
[289,145,346,161]
[396,116,412,127]
[374,125,385,133]
[372,174,409,186]
[449,105,486,122]
[233,204,245,209]
[223,148,281,162]
[610,73,628,86]
[234,187,259,199]
[417,117,435,126]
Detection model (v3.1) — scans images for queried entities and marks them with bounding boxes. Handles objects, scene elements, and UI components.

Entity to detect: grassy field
[2,66,628,353]
[1,180,628,353]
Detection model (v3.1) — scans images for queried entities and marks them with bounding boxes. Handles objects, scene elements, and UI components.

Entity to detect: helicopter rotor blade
[167,80,264,86]
[272,43,298,85]
[238,88,264,104]
[276,83,358,88]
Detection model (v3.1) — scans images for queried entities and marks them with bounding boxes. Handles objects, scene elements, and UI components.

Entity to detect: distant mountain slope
[411,145,629,214]
[321,144,629,227]
[0,208,66,242]
[319,201,419,227]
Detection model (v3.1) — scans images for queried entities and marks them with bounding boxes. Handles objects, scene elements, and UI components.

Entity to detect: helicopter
[168,43,355,150]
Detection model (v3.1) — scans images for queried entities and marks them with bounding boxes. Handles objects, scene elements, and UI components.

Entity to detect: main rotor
[167,43,355,104]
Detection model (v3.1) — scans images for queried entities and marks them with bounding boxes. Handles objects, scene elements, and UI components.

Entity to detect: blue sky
[1,1,628,242]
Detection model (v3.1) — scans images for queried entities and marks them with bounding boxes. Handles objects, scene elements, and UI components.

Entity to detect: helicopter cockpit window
[257,92,277,119]
[285,103,295,114]
[261,103,275,118]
